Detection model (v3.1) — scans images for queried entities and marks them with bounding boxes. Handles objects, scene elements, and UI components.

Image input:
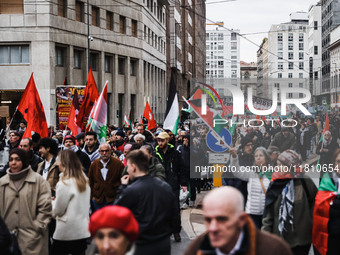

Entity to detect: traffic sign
[206,128,232,153]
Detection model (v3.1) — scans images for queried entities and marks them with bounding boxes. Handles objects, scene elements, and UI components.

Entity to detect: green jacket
[121,157,166,182]
[262,178,317,248]
[148,157,166,181]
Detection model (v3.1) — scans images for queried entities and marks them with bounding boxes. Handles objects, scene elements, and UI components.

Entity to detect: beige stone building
[0,0,168,128]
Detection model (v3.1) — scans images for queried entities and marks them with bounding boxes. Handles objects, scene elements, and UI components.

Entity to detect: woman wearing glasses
[51,149,91,255]
[313,148,340,255]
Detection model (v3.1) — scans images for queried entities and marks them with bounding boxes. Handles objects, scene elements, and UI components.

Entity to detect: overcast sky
[206,0,317,63]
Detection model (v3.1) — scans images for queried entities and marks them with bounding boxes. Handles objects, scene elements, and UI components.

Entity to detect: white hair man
[134,134,145,146]
[184,187,293,255]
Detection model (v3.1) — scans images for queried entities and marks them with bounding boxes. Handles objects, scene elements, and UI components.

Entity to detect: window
[58,0,67,17]
[278,73,282,78]
[288,73,293,78]
[278,33,283,41]
[289,62,293,70]
[231,32,237,40]
[0,0,24,14]
[278,62,283,70]
[104,55,112,73]
[74,50,82,68]
[278,42,283,51]
[299,73,303,78]
[0,45,29,64]
[56,46,65,66]
[299,42,304,50]
[206,33,210,40]
[274,83,279,88]
[314,46,318,55]
[118,57,125,74]
[314,21,318,30]
[218,33,223,40]
[231,42,237,49]
[120,16,126,34]
[130,59,137,76]
[75,1,84,22]
[278,52,283,60]
[288,42,293,50]
[299,62,304,70]
[106,11,113,30]
[288,93,293,98]
[299,83,303,88]
[288,33,293,41]
[218,44,224,50]
[314,71,319,79]
[92,6,99,27]
[288,83,293,88]
[132,20,138,37]
[299,52,304,60]
[90,52,98,70]
[288,52,293,59]
[299,33,304,42]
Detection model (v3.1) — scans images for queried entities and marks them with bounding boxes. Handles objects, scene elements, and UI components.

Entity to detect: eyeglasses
[99,150,110,153]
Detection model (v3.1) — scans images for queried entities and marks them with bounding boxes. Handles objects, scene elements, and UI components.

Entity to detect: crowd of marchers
[0,113,340,255]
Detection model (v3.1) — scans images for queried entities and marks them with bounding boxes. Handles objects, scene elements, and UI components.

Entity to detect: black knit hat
[241,136,253,149]
[9,148,29,169]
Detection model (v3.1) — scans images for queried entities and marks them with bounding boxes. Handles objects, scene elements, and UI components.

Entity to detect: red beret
[89,206,139,242]
[64,135,75,144]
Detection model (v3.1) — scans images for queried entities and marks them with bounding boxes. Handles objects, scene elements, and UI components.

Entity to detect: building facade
[205,23,240,102]
[166,0,206,109]
[308,2,322,104]
[329,24,340,107]
[0,0,168,128]
[265,12,310,102]
[257,38,269,99]
[321,0,340,104]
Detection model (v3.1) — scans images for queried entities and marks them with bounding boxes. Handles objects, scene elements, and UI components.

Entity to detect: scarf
[322,136,332,147]
[278,179,295,236]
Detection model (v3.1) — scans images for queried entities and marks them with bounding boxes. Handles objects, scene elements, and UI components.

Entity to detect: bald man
[184,187,293,255]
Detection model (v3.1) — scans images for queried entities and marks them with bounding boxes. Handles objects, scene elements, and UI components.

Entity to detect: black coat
[155,144,188,191]
[115,175,176,244]
[76,149,91,175]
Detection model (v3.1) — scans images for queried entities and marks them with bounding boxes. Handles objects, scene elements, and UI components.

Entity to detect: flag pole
[6,106,18,133]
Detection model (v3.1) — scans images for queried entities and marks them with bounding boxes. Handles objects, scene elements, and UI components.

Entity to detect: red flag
[17,73,49,138]
[76,68,99,131]
[143,101,156,130]
[66,89,81,136]
[323,112,329,134]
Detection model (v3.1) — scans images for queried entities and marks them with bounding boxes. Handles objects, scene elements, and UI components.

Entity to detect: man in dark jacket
[269,127,296,152]
[82,131,100,163]
[19,138,43,171]
[63,135,91,175]
[184,187,293,255]
[115,150,176,255]
[155,132,189,242]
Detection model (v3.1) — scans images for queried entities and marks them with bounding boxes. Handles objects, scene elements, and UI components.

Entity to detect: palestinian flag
[313,172,338,255]
[85,81,108,144]
[163,69,179,134]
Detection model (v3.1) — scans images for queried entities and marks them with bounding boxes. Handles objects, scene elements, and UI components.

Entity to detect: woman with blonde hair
[52,149,91,255]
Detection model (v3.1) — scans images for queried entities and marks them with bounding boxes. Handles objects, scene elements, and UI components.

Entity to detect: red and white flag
[143,101,156,130]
